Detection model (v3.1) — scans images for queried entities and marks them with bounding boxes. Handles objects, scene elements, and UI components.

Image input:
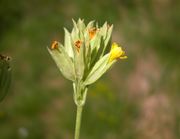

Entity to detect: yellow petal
[120,56,128,59]
[109,43,127,62]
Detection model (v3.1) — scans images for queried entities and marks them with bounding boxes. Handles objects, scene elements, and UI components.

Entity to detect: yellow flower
[109,43,127,62]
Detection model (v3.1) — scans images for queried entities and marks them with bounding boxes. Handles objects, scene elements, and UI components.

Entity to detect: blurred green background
[0,0,180,139]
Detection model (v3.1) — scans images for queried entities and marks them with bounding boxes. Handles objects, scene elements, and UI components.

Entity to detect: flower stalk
[74,105,83,139]
[73,81,87,139]
[47,19,127,139]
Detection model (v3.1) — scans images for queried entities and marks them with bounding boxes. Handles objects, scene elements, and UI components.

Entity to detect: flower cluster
[48,19,127,84]
[48,19,127,105]
[48,19,127,139]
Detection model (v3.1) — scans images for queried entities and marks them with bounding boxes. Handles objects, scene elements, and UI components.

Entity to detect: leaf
[48,44,75,81]
[84,54,115,85]
[0,55,11,102]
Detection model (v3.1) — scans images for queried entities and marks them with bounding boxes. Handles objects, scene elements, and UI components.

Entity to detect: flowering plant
[48,19,127,139]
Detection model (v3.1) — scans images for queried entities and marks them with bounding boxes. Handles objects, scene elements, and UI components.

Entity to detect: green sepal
[77,19,86,32]
[74,42,85,80]
[90,30,101,51]
[84,21,95,42]
[84,54,115,85]
[79,30,84,42]
[104,25,113,47]
[47,44,75,81]
[71,19,79,42]
[100,24,113,56]
[83,43,91,80]
[100,22,108,39]
[64,28,74,58]
[86,21,95,29]
[90,36,104,69]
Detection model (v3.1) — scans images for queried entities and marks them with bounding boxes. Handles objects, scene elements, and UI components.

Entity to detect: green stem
[74,105,83,139]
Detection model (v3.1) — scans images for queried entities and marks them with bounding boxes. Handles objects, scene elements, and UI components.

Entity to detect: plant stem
[74,105,83,139]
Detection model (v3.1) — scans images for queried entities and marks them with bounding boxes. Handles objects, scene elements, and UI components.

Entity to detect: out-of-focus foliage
[0,0,179,139]
[0,54,11,101]
[0,0,23,37]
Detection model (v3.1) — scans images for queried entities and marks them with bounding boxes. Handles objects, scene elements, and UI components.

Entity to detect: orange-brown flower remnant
[89,27,97,40]
[75,40,82,52]
[51,41,59,50]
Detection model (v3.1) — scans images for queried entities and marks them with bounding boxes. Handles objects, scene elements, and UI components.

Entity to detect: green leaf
[48,44,75,81]
[0,55,11,102]
[84,54,115,85]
